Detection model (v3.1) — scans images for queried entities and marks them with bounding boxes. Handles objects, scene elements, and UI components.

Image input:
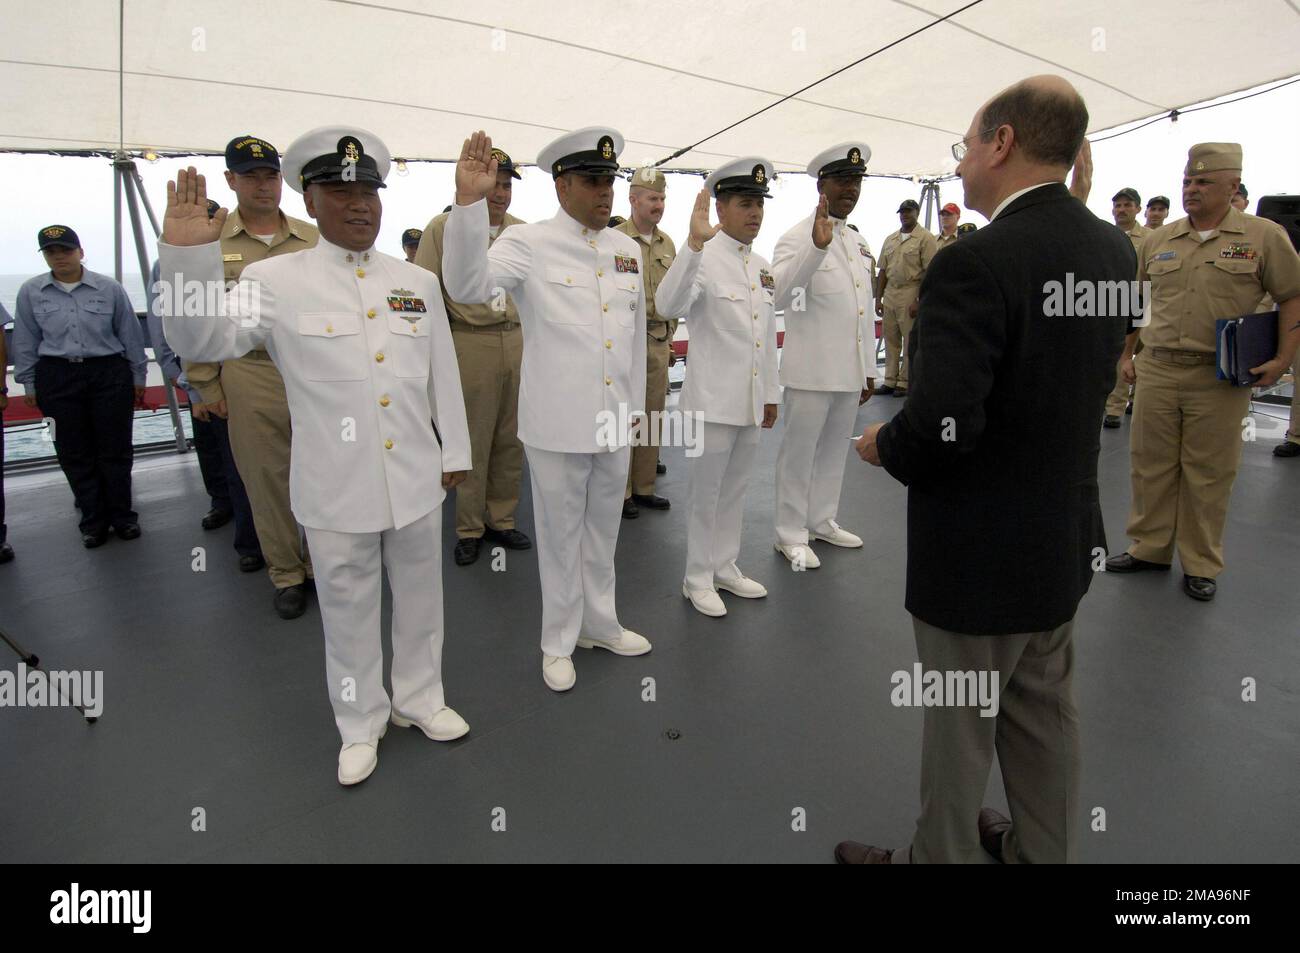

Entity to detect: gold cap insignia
[849,147,861,164]
[599,136,614,160]
[753,164,766,184]
[43,226,65,238]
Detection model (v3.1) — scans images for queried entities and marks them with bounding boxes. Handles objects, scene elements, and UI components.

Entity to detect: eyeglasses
[951,125,1002,162]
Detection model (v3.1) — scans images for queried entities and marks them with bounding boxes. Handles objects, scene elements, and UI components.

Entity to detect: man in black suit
[838,75,1134,863]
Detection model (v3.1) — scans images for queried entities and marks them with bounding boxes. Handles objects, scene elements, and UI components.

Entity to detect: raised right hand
[454,131,499,205]
[163,167,227,246]
[687,189,721,252]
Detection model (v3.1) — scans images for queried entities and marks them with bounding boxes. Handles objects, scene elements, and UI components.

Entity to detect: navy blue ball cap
[225,135,281,173]
[38,225,80,250]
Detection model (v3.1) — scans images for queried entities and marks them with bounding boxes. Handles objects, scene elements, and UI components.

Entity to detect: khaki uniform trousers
[221,351,311,588]
[1104,339,1144,418]
[882,292,918,390]
[450,325,524,539]
[626,331,671,498]
[1125,354,1254,578]
[892,615,1080,865]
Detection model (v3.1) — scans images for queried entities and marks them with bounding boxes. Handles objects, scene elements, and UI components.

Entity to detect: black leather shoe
[273,584,307,619]
[82,530,110,549]
[978,807,1012,862]
[239,554,266,573]
[631,493,670,510]
[113,523,141,541]
[1274,441,1300,458]
[201,508,233,530]
[1183,574,1216,601]
[875,385,896,396]
[1103,415,1121,429]
[622,499,639,519]
[834,841,894,864]
[0,541,13,564]
[892,388,908,398]
[656,461,667,475]
[454,537,481,566]
[483,526,532,550]
[1105,553,1171,573]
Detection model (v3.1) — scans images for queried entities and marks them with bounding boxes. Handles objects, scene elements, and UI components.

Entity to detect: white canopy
[2,0,1298,176]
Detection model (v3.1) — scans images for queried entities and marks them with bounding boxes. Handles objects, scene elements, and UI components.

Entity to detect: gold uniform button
[751,283,757,290]
[597,269,604,277]
[856,281,861,288]
[755,342,761,349]
[384,439,394,450]
[376,352,385,363]
[356,269,365,278]
[604,376,612,386]
[752,312,758,319]
[325,324,334,334]
[565,277,572,284]
[602,303,609,312]
[858,308,865,315]
[380,395,391,407]
[367,308,376,319]
[605,339,612,349]
[753,369,758,377]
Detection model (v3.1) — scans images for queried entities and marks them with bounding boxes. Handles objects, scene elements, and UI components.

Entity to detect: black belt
[647,321,672,343]
[39,353,125,365]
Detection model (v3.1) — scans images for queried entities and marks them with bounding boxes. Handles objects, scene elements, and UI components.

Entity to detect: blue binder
[1215,309,1279,386]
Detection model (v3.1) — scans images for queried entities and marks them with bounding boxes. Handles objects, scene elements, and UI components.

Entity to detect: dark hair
[979,82,1088,168]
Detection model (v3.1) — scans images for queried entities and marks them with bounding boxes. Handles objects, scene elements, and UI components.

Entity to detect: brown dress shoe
[978,807,1012,862]
[834,841,894,864]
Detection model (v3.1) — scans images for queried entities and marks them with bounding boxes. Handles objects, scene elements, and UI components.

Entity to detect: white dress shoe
[392,706,470,741]
[810,521,863,548]
[542,654,576,692]
[682,583,727,616]
[576,629,652,656]
[774,542,821,569]
[715,574,768,598]
[338,723,386,786]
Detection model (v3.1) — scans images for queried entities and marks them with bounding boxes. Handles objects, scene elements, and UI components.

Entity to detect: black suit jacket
[877,183,1135,635]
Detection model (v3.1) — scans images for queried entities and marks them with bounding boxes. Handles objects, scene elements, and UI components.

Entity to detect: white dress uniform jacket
[157,237,472,532]
[441,199,647,452]
[654,237,780,425]
[773,215,878,390]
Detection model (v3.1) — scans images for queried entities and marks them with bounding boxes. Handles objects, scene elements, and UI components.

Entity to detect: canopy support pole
[116,155,186,454]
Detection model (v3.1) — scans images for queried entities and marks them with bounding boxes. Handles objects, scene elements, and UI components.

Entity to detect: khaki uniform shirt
[935,231,959,252]
[615,219,679,341]
[184,208,317,403]
[1138,207,1300,353]
[416,211,523,328]
[878,226,938,308]
[1123,221,1149,251]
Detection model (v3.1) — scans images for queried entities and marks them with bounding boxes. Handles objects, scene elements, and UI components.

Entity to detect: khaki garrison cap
[1185,142,1243,176]
[628,167,667,192]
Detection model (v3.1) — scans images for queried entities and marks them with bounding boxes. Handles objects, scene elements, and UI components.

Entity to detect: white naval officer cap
[537,127,624,178]
[282,125,391,194]
[806,142,871,179]
[705,157,774,197]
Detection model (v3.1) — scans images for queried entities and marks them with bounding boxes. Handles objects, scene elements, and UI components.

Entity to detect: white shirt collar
[990,182,1059,221]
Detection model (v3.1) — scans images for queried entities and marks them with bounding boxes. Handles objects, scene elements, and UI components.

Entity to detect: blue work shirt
[144,260,201,404]
[12,268,148,387]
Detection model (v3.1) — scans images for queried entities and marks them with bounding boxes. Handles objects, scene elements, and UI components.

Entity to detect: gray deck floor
[2,395,1297,863]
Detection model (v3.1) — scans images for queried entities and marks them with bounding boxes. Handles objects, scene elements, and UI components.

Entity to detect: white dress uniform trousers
[656,238,779,590]
[158,237,472,743]
[771,216,879,546]
[443,199,648,656]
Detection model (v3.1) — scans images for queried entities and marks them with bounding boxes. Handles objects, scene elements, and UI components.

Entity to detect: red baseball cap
[940,203,961,215]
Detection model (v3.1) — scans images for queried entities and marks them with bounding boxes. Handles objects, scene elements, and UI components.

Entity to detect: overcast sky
[1,77,1297,305]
